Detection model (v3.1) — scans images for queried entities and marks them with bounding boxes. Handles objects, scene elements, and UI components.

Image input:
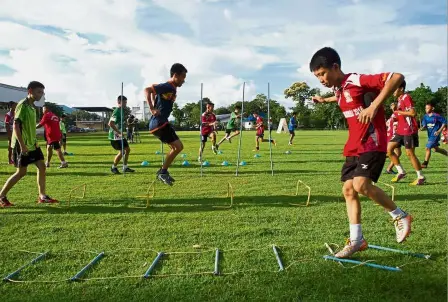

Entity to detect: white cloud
[0,0,446,114]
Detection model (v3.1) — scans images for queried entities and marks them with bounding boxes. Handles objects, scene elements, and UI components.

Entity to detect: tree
[284,82,319,128]
[172,103,184,128]
[215,107,231,115]
[409,83,434,119]
[433,86,447,116]
[44,102,64,117]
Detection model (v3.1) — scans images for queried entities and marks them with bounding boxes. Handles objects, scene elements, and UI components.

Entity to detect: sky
[0,0,446,111]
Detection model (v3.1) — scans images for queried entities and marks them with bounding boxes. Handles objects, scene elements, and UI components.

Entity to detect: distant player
[387,81,425,185]
[253,113,276,151]
[5,101,16,164]
[419,103,447,168]
[442,129,448,144]
[216,105,241,148]
[310,47,412,258]
[36,105,68,168]
[0,81,58,207]
[127,115,136,143]
[385,103,401,174]
[59,114,68,155]
[108,95,135,174]
[145,63,187,186]
[198,102,217,162]
[288,112,297,145]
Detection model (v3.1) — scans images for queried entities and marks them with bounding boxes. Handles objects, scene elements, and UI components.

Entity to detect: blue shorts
[426,138,440,149]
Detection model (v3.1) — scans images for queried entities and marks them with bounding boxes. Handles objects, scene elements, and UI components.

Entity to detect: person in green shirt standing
[59,113,68,155]
[108,95,135,174]
[0,81,58,207]
[216,105,242,149]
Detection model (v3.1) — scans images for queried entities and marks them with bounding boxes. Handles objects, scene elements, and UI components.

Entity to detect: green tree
[433,86,447,116]
[215,107,231,115]
[409,83,434,120]
[284,82,319,128]
[172,103,184,128]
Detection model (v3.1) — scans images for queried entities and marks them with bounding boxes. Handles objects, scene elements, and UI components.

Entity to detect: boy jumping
[145,63,187,186]
[310,47,412,258]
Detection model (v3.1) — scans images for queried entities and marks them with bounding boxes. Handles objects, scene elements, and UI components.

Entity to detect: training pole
[200,83,204,177]
[235,82,245,176]
[120,83,125,176]
[267,82,274,176]
[3,252,48,282]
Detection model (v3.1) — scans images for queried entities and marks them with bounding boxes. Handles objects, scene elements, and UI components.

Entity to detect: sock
[61,161,66,164]
[416,170,424,179]
[395,165,405,174]
[123,165,128,170]
[112,165,117,169]
[160,168,168,174]
[349,224,363,242]
[389,207,405,219]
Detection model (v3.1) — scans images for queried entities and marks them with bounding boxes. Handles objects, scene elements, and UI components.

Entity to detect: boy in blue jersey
[288,112,297,145]
[145,63,187,186]
[420,103,447,168]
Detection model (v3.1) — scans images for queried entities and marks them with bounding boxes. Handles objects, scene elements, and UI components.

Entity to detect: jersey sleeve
[402,94,415,109]
[39,113,49,126]
[109,109,119,123]
[201,114,206,124]
[359,72,394,90]
[4,113,11,124]
[14,103,25,123]
[150,83,164,95]
[421,116,427,127]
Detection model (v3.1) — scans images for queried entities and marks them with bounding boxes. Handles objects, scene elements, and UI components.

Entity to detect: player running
[198,102,217,162]
[288,112,297,145]
[387,81,425,185]
[253,113,276,151]
[216,105,241,148]
[145,63,187,186]
[385,103,401,174]
[419,103,447,168]
[36,105,68,168]
[310,47,412,258]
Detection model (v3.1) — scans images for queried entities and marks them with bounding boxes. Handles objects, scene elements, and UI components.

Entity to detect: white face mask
[34,94,46,107]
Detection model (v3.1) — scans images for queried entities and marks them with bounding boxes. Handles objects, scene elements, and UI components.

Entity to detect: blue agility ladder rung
[272,245,284,271]
[143,252,164,279]
[70,252,105,282]
[368,244,431,259]
[214,249,220,276]
[3,252,48,282]
[323,255,401,272]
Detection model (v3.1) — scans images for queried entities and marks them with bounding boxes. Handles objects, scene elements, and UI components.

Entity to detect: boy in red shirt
[36,106,68,168]
[198,102,217,162]
[387,81,425,185]
[310,47,412,258]
[253,113,276,151]
[5,101,16,164]
[385,103,401,174]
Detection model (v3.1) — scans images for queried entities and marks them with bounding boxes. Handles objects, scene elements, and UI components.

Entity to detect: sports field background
[0,130,446,302]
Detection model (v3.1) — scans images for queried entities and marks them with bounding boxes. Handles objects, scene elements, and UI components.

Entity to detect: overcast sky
[0,0,446,111]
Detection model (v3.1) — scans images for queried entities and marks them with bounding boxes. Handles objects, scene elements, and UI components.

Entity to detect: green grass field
[0,130,446,302]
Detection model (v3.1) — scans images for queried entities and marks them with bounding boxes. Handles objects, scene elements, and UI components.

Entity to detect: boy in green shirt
[108,95,135,174]
[0,81,58,207]
[216,105,241,148]
[59,114,68,155]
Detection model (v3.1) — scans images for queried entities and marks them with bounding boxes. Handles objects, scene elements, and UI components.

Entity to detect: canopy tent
[0,83,33,106]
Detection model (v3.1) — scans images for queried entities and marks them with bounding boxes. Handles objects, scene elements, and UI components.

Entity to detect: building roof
[74,107,114,113]
[0,83,28,104]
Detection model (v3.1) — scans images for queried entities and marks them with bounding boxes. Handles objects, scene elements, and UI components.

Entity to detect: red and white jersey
[201,112,216,135]
[386,112,398,142]
[256,116,264,135]
[335,72,392,156]
[396,93,418,136]
[4,111,14,131]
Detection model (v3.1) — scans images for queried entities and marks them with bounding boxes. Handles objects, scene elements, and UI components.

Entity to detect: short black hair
[207,102,214,107]
[292,112,297,115]
[309,47,341,72]
[399,80,406,91]
[27,81,45,90]
[117,95,127,102]
[235,105,241,110]
[170,63,188,77]
[426,102,434,107]
[61,114,67,118]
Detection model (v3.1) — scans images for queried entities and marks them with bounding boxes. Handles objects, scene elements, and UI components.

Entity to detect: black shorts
[61,134,67,143]
[47,141,61,150]
[257,133,264,138]
[289,130,295,135]
[226,128,237,135]
[390,133,419,149]
[341,151,386,183]
[152,124,179,144]
[13,145,44,168]
[110,139,129,151]
[201,132,214,143]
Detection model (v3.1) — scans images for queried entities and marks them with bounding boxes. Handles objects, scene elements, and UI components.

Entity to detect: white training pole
[267,83,274,176]
[120,82,125,176]
[200,83,204,177]
[235,82,245,176]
